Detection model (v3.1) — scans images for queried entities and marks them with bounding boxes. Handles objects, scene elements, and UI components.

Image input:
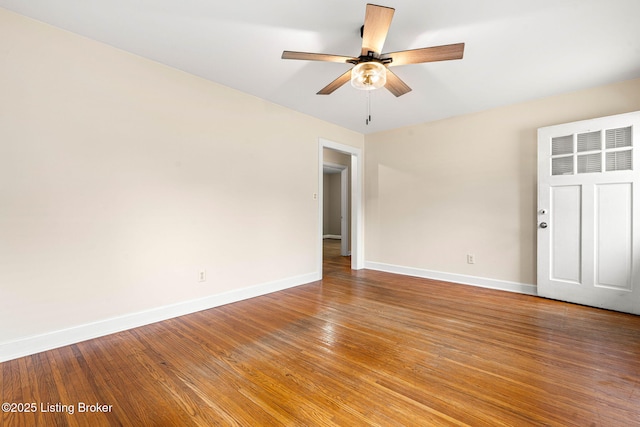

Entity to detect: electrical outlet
[198,269,206,282]
[467,254,475,264]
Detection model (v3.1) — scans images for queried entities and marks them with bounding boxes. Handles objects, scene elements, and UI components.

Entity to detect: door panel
[595,183,632,290]
[550,185,582,284]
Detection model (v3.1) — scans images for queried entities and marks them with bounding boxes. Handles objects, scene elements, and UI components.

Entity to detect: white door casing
[318,138,363,274]
[537,111,640,314]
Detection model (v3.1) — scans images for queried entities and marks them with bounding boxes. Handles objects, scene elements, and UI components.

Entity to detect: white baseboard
[364,261,537,296]
[0,272,319,363]
[323,234,342,240]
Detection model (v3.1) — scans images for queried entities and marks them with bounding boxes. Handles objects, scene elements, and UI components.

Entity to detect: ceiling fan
[282,3,465,97]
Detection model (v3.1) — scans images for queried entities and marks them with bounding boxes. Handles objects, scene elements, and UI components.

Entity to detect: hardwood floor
[3,239,640,426]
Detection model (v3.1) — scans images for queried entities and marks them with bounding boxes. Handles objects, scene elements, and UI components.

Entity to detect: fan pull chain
[365,90,372,125]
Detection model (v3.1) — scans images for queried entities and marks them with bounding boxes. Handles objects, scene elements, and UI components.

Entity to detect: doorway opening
[323,162,349,256]
[318,138,363,278]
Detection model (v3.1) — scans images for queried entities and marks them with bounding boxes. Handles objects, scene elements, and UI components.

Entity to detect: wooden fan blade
[317,69,353,95]
[282,51,357,63]
[361,4,395,56]
[384,69,412,97]
[382,43,465,67]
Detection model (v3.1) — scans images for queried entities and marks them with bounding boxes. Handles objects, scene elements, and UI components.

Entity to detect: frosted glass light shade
[350,61,386,90]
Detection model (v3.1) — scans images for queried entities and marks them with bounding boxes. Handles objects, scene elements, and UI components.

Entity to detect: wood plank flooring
[2,239,640,426]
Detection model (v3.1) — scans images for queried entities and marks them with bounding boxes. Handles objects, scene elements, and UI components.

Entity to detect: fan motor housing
[348,52,393,66]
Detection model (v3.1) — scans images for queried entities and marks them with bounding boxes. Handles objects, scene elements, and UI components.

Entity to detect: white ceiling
[2,0,639,134]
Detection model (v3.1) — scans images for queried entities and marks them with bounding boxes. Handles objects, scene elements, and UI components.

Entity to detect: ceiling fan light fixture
[282,4,464,97]
[350,61,386,90]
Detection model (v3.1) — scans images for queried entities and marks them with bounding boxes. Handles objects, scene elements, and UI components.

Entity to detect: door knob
[540,222,548,229]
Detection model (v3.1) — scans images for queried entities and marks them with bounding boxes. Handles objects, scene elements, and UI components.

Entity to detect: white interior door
[537,111,640,314]
[340,166,350,257]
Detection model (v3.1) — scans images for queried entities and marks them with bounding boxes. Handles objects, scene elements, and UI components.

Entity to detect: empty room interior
[2,1,640,425]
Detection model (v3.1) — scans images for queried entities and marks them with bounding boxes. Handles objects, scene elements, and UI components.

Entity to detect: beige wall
[365,77,640,287]
[0,9,363,349]
[323,148,351,167]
